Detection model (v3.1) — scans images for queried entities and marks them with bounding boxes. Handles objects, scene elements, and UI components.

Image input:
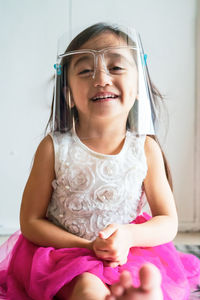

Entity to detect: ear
[63,86,75,107]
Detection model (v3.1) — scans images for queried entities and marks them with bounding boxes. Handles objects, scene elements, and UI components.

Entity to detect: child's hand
[92,224,131,268]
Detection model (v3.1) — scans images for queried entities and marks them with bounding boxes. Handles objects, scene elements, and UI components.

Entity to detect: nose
[93,69,113,87]
[92,55,112,87]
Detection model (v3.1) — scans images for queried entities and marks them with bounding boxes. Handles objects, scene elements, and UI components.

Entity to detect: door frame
[179,1,200,231]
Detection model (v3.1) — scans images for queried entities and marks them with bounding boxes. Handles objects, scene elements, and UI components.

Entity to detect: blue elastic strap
[144,54,147,66]
[54,64,62,75]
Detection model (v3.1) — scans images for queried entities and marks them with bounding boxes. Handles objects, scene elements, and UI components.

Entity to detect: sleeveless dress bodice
[46,130,148,241]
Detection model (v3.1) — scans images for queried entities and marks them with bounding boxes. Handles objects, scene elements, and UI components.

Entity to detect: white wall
[0,0,199,234]
[0,0,69,233]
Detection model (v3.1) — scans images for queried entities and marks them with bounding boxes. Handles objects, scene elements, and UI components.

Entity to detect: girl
[0,22,200,300]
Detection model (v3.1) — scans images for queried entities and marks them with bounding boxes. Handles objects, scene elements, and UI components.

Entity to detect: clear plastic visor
[52,25,157,137]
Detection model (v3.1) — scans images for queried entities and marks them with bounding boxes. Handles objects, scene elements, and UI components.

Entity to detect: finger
[110,282,124,296]
[119,270,133,288]
[99,224,118,239]
[104,262,119,268]
[105,295,115,300]
[95,240,117,252]
[95,251,111,260]
[139,263,162,291]
[104,261,119,268]
[95,250,120,262]
[94,239,108,251]
[96,252,118,262]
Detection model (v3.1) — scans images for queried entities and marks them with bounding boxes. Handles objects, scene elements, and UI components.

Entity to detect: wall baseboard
[179,222,200,232]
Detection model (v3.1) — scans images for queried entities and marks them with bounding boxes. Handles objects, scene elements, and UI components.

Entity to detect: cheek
[127,73,138,99]
[70,77,88,93]
[70,81,89,107]
[69,79,81,99]
[123,79,137,101]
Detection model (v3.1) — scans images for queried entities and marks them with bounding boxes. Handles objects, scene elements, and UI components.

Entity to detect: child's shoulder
[144,135,160,150]
[144,135,164,166]
[28,135,55,178]
[35,134,54,161]
[46,131,73,165]
[34,132,71,170]
[144,135,162,151]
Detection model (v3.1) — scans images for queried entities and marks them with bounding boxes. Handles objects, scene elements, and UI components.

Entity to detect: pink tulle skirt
[0,213,200,300]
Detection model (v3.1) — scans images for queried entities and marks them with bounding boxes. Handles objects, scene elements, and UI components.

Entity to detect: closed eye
[78,69,93,76]
[109,66,125,73]
[111,66,123,70]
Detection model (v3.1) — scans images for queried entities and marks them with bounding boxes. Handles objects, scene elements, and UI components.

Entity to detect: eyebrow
[73,55,93,68]
[107,52,131,62]
[106,52,135,68]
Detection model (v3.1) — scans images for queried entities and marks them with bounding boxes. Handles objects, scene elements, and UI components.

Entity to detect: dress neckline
[72,128,130,158]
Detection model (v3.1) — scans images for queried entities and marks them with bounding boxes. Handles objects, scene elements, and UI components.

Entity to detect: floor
[0,232,199,246]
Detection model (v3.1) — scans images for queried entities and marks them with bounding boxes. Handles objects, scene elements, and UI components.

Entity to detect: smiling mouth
[91,95,119,102]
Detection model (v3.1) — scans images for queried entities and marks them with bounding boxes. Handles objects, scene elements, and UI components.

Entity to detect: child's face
[68,32,138,125]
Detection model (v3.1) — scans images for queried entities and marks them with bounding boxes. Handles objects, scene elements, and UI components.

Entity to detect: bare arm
[125,135,178,247]
[20,135,92,249]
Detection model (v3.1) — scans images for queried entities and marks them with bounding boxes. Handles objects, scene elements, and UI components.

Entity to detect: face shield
[52,24,157,136]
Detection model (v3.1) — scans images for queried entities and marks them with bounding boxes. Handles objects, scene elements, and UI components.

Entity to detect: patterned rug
[175,245,200,259]
[175,245,200,299]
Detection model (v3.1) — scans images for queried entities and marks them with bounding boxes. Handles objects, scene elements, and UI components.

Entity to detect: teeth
[92,95,117,100]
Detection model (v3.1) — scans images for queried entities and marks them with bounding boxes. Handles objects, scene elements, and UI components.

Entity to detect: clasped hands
[91,223,132,268]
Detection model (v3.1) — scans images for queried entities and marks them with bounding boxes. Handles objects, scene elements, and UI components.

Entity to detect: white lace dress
[46,130,148,241]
